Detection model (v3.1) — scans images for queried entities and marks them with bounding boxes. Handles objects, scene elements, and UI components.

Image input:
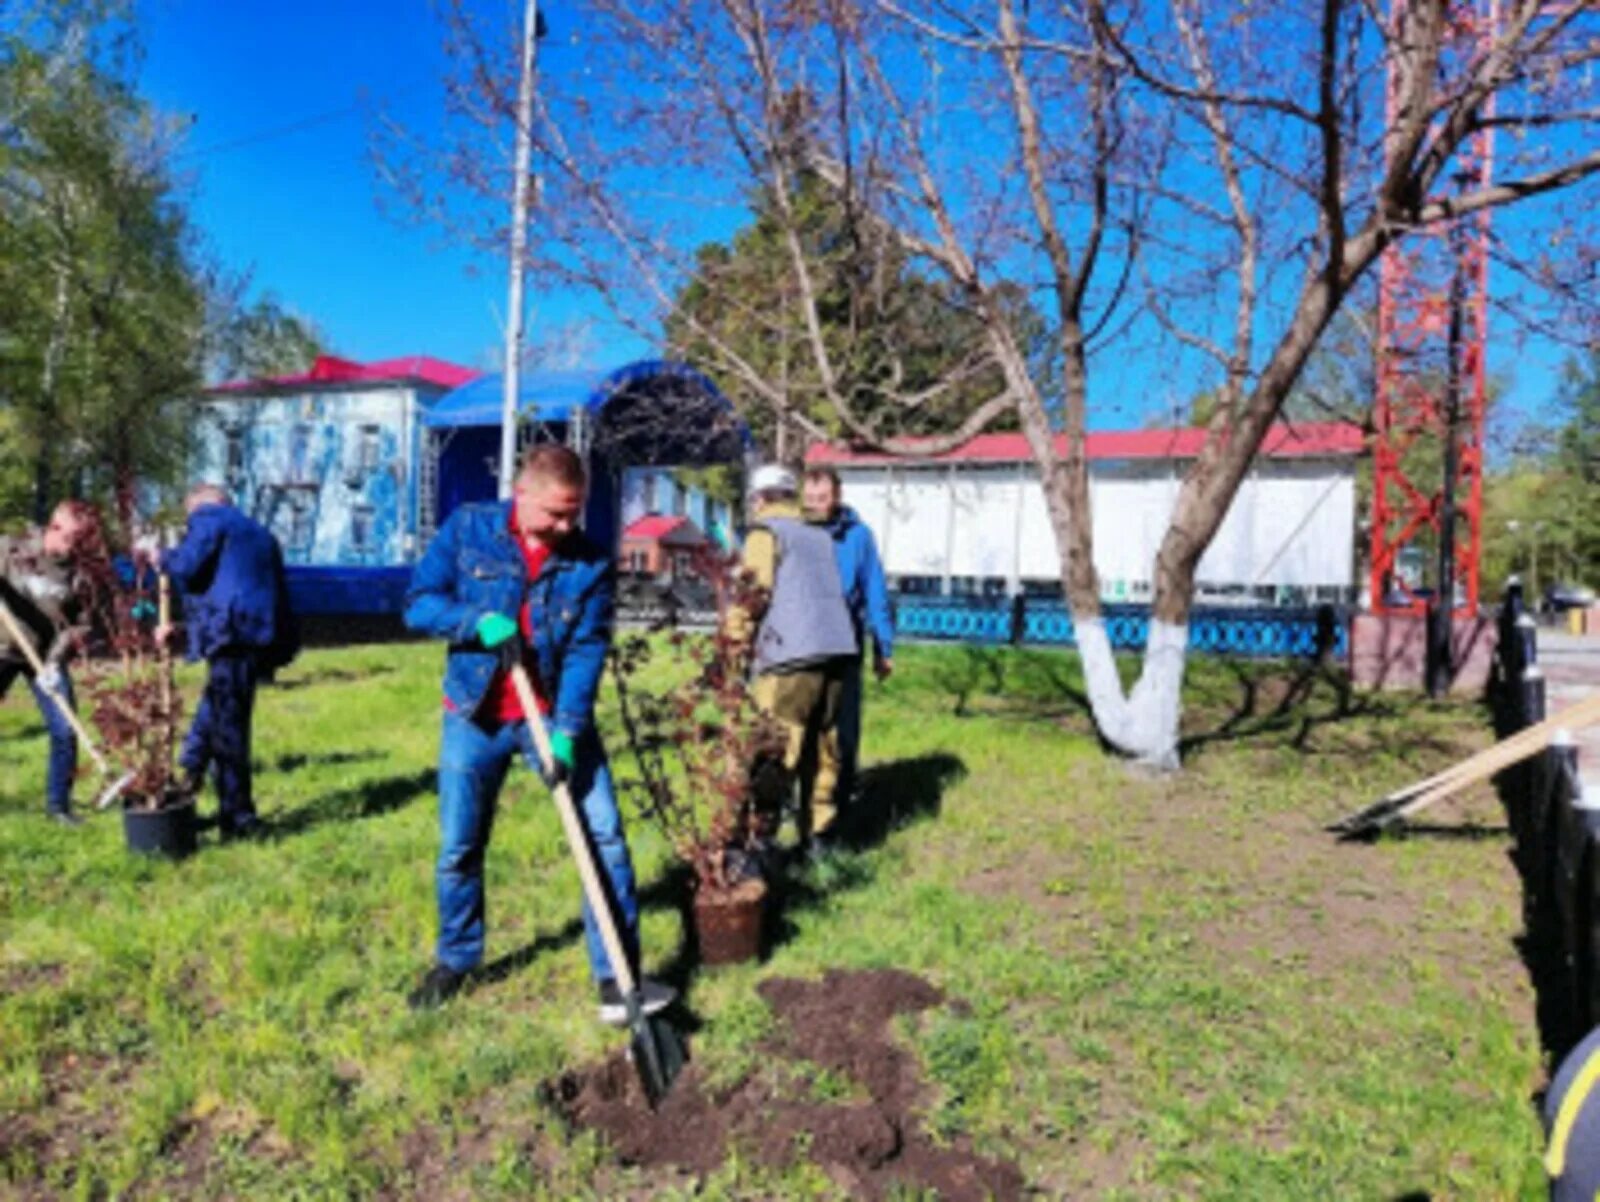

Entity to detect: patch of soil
[549,968,1025,1201]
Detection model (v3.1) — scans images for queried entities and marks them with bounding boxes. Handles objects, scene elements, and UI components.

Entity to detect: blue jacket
[162,504,299,670]
[403,501,613,740]
[824,505,894,660]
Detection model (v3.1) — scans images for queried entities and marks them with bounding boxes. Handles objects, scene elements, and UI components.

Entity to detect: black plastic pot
[122,795,198,860]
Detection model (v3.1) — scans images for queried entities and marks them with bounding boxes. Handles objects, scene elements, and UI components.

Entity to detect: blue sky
[134,0,1581,433]
[138,0,641,372]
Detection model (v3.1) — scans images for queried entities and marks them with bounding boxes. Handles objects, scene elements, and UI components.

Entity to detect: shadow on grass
[477,916,588,985]
[762,753,968,959]
[917,647,1449,765]
[1178,660,1388,758]
[271,769,436,836]
[1393,822,1511,841]
[269,663,397,692]
[258,750,387,775]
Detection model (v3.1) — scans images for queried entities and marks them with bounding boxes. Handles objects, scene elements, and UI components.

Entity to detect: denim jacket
[403,501,614,739]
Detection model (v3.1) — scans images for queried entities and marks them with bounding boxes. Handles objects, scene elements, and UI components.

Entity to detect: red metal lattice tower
[1369,0,1496,615]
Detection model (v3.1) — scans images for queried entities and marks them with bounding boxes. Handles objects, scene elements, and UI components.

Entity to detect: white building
[808,423,1363,605]
[191,355,476,568]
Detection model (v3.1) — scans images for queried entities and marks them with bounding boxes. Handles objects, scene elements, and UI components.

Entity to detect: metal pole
[498,0,542,500]
[1427,224,1466,698]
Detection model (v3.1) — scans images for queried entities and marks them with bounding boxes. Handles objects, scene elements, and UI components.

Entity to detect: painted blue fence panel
[895,596,1015,644]
[895,594,1348,660]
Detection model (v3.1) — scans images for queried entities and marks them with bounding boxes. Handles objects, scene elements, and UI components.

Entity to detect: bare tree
[395,0,1600,766]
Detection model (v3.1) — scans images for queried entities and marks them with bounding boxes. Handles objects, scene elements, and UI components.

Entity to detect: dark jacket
[403,501,613,740]
[161,504,299,670]
[823,505,895,660]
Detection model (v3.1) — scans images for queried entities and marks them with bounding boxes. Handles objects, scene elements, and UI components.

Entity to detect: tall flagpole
[499,0,541,499]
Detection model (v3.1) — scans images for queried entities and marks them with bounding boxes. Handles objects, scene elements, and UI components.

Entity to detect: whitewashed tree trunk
[1076,617,1188,769]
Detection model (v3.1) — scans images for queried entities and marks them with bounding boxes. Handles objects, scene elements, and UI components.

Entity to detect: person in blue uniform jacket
[801,465,894,808]
[149,484,298,840]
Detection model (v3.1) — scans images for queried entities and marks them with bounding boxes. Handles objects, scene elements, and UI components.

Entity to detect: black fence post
[1009,593,1026,648]
[1523,664,1547,726]
[1574,770,1600,1034]
[1517,611,1539,670]
[1551,731,1584,1041]
[1515,665,1547,864]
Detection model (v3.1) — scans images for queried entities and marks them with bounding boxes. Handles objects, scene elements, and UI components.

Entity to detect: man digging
[403,445,674,1022]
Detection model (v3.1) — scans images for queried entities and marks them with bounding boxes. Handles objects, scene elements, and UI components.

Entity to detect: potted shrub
[69,529,193,858]
[611,549,788,965]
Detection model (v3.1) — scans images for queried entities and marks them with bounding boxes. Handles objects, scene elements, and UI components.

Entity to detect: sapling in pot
[611,548,787,964]
[69,525,191,854]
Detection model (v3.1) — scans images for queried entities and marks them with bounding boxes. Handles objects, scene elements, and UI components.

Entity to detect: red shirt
[449,511,554,722]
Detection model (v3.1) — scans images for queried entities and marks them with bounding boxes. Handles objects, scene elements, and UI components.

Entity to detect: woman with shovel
[0,501,104,827]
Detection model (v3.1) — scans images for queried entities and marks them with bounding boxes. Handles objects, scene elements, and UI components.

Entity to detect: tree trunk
[33,259,71,523]
[1037,259,1368,768]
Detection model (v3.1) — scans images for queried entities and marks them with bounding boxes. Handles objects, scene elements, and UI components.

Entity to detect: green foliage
[0,15,208,525]
[1483,350,1600,595]
[665,175,1049,456]
[213,295,327,383]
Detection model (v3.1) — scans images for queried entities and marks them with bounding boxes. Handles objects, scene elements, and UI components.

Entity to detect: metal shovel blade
[624,993,687,1108]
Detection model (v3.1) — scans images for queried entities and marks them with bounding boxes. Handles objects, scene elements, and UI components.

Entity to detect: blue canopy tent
[420,359,748,555]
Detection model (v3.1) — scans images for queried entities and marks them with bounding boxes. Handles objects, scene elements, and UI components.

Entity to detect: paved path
[1539,630,1600,787]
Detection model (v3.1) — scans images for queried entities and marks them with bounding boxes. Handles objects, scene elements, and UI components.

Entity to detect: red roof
[623,515,706,544]
[805,422,1364,466]
[211,354,479,394]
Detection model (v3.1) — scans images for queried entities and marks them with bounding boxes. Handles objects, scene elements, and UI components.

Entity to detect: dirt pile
[549,968,1024,1200]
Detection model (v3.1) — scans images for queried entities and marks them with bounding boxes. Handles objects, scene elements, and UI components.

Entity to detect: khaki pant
[752,660,848,839]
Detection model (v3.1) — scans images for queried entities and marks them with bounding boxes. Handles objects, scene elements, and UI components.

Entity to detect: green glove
[130,599,158,624]
[537,730,576,786]
[550,731,576,772]
[476,612,518,649]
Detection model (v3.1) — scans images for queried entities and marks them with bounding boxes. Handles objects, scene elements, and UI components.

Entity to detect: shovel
[0,599,135,810]
[507,661,686,1107]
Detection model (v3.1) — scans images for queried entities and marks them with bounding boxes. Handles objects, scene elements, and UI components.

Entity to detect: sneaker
[47,810,84,828]
[408,963,471,1011]
[596,977,677,1027]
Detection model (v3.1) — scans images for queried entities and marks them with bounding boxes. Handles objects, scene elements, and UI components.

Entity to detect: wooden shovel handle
[509,663,639,997]
[0,599,108,772]
[158,573,174,766]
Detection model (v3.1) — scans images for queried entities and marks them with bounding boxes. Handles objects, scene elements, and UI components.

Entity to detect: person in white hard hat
[726,464,858,860]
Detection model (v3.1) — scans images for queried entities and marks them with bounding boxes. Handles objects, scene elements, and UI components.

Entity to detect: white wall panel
[835,454,1356,593]
[948,469,1021,580]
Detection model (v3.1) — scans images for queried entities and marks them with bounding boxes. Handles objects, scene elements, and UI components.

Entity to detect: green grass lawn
[0,640,1545,1199]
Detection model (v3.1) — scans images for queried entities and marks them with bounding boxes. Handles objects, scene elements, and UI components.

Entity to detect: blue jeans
[435,710,640,981]
[180,651,259,831]
[25,670,79,814]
